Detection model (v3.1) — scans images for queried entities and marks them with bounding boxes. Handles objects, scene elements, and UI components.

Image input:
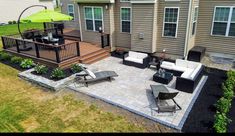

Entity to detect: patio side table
[153,71,173,84]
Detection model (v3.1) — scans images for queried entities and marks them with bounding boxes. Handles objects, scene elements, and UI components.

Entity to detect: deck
[2,35,109,68]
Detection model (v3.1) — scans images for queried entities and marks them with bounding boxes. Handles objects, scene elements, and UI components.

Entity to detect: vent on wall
[139,33,144,39]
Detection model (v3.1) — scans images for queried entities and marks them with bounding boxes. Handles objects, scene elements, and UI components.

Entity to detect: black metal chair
[156,92,182,113]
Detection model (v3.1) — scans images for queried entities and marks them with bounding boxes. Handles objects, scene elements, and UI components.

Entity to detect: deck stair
[78,42,110,64]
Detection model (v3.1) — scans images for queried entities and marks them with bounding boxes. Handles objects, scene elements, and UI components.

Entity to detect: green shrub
[34,64,48,75]
[8,21,13,24]
[20,59,34,69]
[213,112,232,133]
[71,64,82,73]
[215,97,231,114]
[50,68,65,79]
[12,20,17,24]
[10,56,23,64]
[0,52,12,61]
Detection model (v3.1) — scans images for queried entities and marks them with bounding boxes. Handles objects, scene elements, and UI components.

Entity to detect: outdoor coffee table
[153,71,173,84]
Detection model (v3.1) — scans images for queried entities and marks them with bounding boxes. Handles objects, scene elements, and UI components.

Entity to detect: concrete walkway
[67,57,208,130]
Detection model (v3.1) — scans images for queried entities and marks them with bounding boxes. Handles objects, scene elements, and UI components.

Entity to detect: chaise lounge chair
[150,85,182,113]
[75,66,118,87]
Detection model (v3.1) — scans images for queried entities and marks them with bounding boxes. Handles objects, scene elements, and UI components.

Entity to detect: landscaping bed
[31,68,74,81]
[182,67,235,133]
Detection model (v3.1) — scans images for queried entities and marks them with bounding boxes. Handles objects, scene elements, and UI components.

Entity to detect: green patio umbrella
[21,9,73,23]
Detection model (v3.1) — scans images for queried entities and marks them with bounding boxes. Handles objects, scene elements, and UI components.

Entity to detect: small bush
[20,59,34,69]
[0,52,12,61]
[34,64,48,75]
[12,20,17,24]
[50,68,65,79]
[213,112,232,133]
[215,97,231,114]
[71,64,82,73]
[10,56,23,64]
[8,21,12,24]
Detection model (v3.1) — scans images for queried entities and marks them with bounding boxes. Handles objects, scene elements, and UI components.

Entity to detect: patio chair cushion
[85,69,96,79]
[80,66,96,79]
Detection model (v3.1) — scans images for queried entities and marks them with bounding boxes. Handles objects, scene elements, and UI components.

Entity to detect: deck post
[1,37,6,49]
[55,47,60,63]
[35,43,40,58]
[101,34,104,48]
[107,34,110,47]
[15,40,20,53]
[76,42,80,56]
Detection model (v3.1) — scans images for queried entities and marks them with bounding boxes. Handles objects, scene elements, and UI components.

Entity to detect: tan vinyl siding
[79,4,110,45]
[114,0,131,49]
[187,0,199,53]
[61,0,80,29]
[156,0,189,56]
[195,0,235,55]
[131,4,155,53]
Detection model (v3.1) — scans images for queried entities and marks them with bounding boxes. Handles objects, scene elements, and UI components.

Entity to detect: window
[84,7,103,32]
[68,4,75,20]
[163,7,179,37]
[121,7,131,33]
[120,0,130,2]
[212,7,235,36]
[192,7,198,35]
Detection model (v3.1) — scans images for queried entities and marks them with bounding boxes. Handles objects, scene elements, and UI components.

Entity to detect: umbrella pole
[17,5,47,41]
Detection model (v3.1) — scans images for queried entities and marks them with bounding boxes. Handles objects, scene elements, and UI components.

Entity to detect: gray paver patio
[67,57,208,130]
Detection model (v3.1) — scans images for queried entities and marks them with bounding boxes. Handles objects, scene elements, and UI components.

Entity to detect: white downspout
[77,3,83,41]
[184,0,193,59]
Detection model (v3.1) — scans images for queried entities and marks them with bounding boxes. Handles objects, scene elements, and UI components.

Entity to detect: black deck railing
[101,33,110,48]
[1,35,80,63]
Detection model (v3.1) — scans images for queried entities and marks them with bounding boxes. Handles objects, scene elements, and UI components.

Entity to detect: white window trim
[67,4,75,21]
[192,6,199,36]
[120,7,132,34]
[120,0,130,2]
[211,6,235,37]
[84,6,104,32]
[162,7,180,38]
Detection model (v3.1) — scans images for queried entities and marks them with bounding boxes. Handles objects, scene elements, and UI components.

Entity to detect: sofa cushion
[187,61,200,69]
[136,52,148,59]
[128,51,139,58]
[128,51,147,59]
[176,59,188,68]
[181,69,194,79]
[190,64,202,79]
[174,66,192,72]
[160,61,175,70]
[125,56,143,64]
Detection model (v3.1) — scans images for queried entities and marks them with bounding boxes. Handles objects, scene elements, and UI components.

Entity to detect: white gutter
[184,0,193,59]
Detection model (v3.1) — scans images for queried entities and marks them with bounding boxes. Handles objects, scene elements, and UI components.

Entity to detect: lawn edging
[18,68,77,91]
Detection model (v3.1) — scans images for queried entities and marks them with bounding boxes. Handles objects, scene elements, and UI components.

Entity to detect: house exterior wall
[156,0,190,56]
[131,4,156,53]
[0,0,54,23]
[195,0,235,55]
[78,3,111,45]
[114,0,132,49]
[61,0,80,29]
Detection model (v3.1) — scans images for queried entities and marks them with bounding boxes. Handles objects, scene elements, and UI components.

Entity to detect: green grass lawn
[0,24,146,132]
[0,23,43,36]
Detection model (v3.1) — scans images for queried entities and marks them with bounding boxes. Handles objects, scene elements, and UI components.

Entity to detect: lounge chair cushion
[85,69,96,79]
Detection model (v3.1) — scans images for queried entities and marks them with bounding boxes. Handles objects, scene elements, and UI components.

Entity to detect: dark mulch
[182,67,235,133]
[111,51,127,59]
[0,60,30,72]
[31,68,74,81]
